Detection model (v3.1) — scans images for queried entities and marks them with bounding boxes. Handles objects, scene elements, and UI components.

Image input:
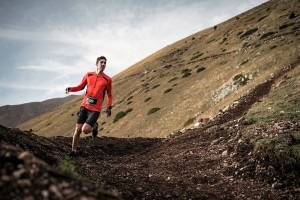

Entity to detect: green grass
[113,109,133,123]
[240,28,258,39]
[164,88,173,94]
[183,117,196,127]
[147,107,161,115]
[254,133,300,171]
[57,159,76,177]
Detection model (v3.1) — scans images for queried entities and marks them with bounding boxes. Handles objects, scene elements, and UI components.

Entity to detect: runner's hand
[65,87,71,94]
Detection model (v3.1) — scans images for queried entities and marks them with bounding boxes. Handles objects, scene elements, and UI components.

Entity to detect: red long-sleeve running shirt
[69,72,113,112]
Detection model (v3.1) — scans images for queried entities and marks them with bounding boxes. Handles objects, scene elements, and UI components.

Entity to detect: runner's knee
[82,124,92,134]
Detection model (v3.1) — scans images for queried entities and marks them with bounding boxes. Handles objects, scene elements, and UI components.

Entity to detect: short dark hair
[96,56,107,64]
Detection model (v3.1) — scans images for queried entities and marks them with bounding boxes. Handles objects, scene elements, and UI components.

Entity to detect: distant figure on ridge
[65,56,113,156]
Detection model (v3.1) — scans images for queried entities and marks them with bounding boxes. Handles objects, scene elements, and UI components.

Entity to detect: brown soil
[1,115,300,200]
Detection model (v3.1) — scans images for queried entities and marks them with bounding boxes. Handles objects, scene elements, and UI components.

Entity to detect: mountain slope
[0,95,77,128]
[19,0,300,138]
[1,109,299,199]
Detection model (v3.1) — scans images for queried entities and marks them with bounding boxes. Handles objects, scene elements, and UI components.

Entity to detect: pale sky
[0,0,267,106]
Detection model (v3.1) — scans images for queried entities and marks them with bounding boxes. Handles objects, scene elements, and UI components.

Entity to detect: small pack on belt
[86,96,98,105]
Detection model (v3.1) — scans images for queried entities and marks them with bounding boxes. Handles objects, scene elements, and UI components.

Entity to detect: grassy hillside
[18,0,300,138]
[0,95,77,128]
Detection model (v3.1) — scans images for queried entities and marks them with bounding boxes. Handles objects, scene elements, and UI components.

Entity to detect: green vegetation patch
[196,67,206,73]
[233,73,250,87]
[168,77,178,83]
[183,117,196,127]
[147,107,161,115]
[191,53,204,60]
[164,88,173,94]
[113,109,133,123]
[240,28,258,39]
[254,133,300,171]
[260,31,276,40]
[57,159,76,177]
[152,84,160,89]
[144,97,152,102]
[279,23,296,30]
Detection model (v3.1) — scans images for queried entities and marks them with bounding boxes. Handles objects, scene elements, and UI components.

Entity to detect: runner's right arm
[66,73,88,93]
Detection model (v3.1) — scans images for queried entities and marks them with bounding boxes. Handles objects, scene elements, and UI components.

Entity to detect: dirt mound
[1,119,300,199]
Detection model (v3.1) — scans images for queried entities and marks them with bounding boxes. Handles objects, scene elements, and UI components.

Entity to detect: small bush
[127,96,133,101]
[196,67,206,73]
[270,45,277,50]
[240,60,248,65]
[57,160,76,177]
[168,77,178,83]
[181,69,191,74]
[279,23,295,30]
[152,84,160,89]
[183,117,196,127]
[191,53,204,60]
[289,12,296,19]
[147,107,160,115]
[237,31,243,36]
[260,31,275,40]
[233,74,249,87]
[254,133,300,171]
[182,72,192,78]
[257,16,267,22]
[164,88,173,94]
[113,109,133,123]
[113,111,126,123]
[220,37,227,45]
[240,28,258,39]
[144,97,152,102]
[125,108,133,113]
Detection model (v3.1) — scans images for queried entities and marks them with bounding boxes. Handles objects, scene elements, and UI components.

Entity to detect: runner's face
[97,59,106,74]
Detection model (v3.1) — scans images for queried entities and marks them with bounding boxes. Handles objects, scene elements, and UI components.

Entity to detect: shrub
[181,69,190,74]
[240,28,258,38]
[182,72,192,78]
[168,77,178,83]
[289,12,296,19]
[113,111,126,123]
[196,67,206,73]
[183,117,196,127]
[254,133,300,171]
[270,45,277,50]
[125,108,133,113]
[233,74,249,87]
[191,53,204,60]
[260,31,275,40]
[164,88,173,94]
[147,107,160,115]
[113,109,133,123]
[152,84,160,89]
[237,31,243,36]
[279,23,295,30]
[144,97,152,102]
[220,37,227,44]
[257,16,267,22]
[240,60,248,65]
[57,160,76,177]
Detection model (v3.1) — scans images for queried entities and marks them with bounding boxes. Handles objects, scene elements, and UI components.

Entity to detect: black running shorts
[77,106,100,127]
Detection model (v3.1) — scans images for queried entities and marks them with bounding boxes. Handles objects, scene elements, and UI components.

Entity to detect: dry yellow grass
[19,0,300,138]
